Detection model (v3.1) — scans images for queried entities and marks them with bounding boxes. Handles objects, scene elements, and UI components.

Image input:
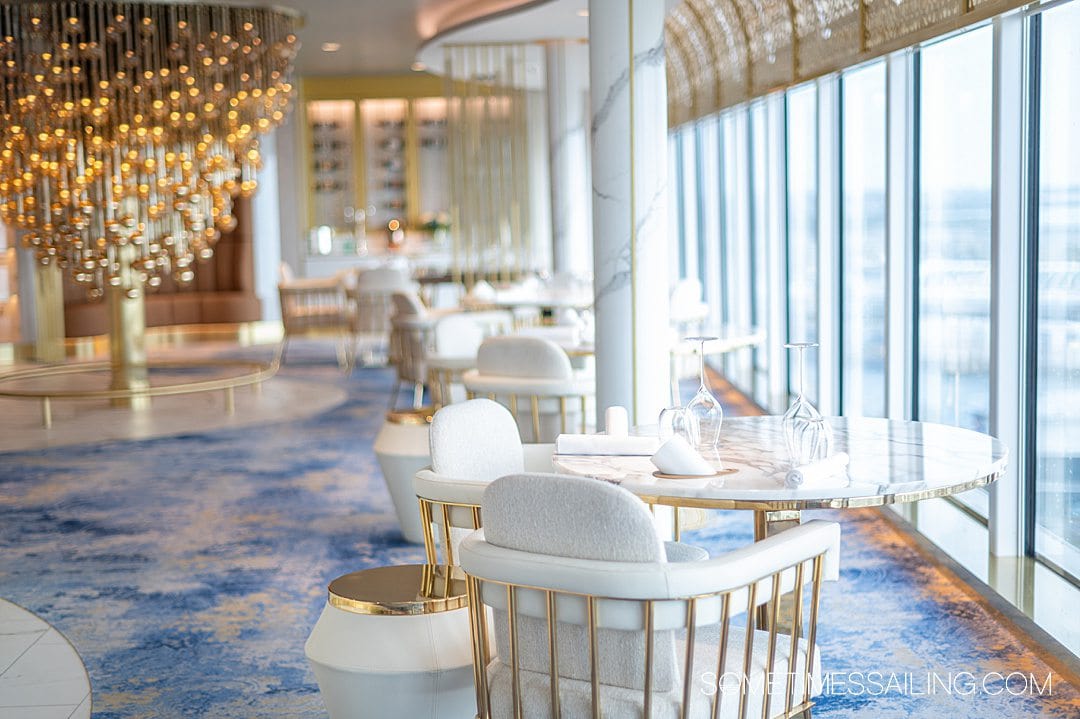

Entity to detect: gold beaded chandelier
[0,1,299,296]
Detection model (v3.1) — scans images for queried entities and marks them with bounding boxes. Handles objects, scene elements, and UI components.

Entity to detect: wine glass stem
[698,340,706,391]
[797,346,805,400]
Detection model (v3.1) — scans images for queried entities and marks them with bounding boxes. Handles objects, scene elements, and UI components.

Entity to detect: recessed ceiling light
[577,9,589,17]
[411,61,426,72]
[321,42,341,53]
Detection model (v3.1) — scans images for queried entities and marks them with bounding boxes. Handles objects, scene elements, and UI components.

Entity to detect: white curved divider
[0,598,91,718]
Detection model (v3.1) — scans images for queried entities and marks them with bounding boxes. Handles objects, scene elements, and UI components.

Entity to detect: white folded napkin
[555,434,661,456]
[785,452,851,489]
[651,436,715,476]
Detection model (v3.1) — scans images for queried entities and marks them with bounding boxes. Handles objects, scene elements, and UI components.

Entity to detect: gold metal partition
[444,43,535,288]
[465,551,828,719]
[665,0,1029,126]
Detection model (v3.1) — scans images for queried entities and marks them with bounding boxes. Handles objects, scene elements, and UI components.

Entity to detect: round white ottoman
[373,409,432,544]
[305,564,476,719]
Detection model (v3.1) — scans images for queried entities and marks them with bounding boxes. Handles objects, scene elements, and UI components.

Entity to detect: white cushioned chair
[462,336,594,443]
[388,290,432,409]
[426,313,487,408]
[276,275,352,370]
[461,474,841,719]
[413,400,706,567]
[349,266,416,365]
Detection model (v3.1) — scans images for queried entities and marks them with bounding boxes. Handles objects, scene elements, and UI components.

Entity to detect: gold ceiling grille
[665,0,1028,126]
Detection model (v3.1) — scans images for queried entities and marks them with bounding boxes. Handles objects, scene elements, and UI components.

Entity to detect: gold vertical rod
[587,596,600,719]
[785,563,806,715]
[515,46,531,278]
[530,395,541,442]
[440,503,454,565]
[445,49,461,286]
[353,99,366,239]
[580,394,587,432]
[643,599,654,719]
[224,386,235,415]
[473,577,492,717]
[508,584,522,719]
[471,506,482,530]
[419,499,436,564]
[509,393,519,418]
[711,593,732,719]
[404,99,420,226]
[763,573,782,719]
[107,244,149,408]
[674,507,682,542]
[41,397,51,429]
[681,598,697,719]
[804,556,824,706]
[559,396,568,433]
[546,590,561,717]
[467,576,489,719]
[738,583,757,719]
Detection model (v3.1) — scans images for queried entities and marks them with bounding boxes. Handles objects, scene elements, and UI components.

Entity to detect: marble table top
[551,415,1008,510]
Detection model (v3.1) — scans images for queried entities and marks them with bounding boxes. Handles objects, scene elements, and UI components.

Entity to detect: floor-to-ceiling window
[697,117,723,323]
[1033,0,1080,579]
[840,62,887,417]
[917,27,994,438]
[720,110,754,388]
[786,83,819,404]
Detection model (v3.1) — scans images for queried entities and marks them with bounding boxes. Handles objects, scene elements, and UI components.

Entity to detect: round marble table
[552,415,1008,540]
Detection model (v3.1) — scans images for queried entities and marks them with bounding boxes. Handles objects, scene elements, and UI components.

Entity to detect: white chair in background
[349,266,415,365]
[426,313,486,407]
[462,336,594,443]
[388,290,432,409]
[461,474,841,719]
[413,399,556,565]
[276,275,352,369]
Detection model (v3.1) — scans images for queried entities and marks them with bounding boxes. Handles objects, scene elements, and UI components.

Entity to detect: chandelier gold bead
[0,1,299,291]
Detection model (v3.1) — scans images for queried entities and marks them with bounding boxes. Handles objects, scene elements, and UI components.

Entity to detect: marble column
[588,0,670,426]
[545,40,592,277]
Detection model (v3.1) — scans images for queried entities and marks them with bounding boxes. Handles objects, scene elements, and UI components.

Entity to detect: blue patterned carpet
[0,352,1076,718]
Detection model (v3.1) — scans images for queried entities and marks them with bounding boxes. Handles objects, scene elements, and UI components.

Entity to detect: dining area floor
[0,346,1076,718]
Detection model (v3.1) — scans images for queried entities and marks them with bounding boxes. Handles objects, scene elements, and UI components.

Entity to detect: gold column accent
[405,100,421,227]
[107,244,149,409]
[33,261,65,363]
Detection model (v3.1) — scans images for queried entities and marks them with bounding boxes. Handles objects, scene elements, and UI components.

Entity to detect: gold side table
[305,564,475,719]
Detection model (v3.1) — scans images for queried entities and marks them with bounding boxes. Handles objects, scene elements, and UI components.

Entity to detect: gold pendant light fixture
[0,1,299,295]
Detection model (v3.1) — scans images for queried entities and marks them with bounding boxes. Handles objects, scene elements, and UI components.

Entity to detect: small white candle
[605,406,629,437]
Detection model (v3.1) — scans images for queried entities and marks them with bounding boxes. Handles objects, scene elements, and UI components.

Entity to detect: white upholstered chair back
[478,474,680,698]
[464,336,592,442]
[426,313,487,407]
[483,473,665,562]
[430,399,525,481]
[461,489,842,719]
[414,399,532,565]
[476,335,572,380]
[434,314,485,359]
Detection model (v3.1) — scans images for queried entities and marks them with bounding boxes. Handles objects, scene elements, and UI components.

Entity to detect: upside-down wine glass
[783,342,833,465]
[684,336,723,456]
